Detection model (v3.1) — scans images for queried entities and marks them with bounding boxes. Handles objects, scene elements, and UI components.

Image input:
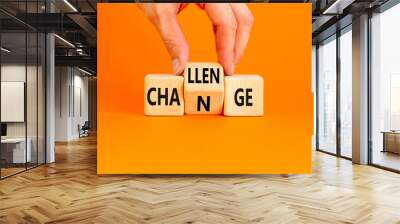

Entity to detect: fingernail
[172,59,180,74]
[228,62,235,75]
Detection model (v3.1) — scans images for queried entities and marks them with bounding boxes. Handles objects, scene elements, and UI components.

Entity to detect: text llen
[187,67,220,84]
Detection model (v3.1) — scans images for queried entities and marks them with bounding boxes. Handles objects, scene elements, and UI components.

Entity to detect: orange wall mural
[97,3,313,174]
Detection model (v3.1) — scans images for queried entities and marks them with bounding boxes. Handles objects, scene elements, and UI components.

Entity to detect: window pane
[371,3,400,171]
[318,36,337,154]
[1,30,28,177]
[27,31,38,169]
[340,28,352,158]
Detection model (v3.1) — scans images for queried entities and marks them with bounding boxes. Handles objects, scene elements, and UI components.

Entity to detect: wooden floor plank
[1,135,400,223]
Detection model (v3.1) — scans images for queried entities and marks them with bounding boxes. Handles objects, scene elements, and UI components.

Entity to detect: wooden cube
[144,74,184,116]
[224,75,264,116]
[184,62,224,114]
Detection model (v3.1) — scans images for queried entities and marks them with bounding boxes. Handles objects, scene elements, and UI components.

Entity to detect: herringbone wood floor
[1,135,400,224]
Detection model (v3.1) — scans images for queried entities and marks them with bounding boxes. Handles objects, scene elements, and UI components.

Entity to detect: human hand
[138,3,254,75]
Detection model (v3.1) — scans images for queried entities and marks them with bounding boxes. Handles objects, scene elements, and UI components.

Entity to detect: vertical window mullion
[336,29,341,157]
[25,0,28,171]
[367,11,373,165]
[316,45,320,150]
[0,20,2,179]
[36,0,39,167]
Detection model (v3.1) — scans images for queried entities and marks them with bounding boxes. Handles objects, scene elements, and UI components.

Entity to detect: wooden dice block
[224,75,264,116]
[184,62,224,114]
[144,74,184,116]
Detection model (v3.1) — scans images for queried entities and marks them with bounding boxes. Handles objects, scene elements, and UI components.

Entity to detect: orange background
[97,3,313,174]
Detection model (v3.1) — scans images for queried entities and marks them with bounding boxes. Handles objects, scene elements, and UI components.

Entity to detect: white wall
[55,67,70,141]
[1,65,38,138]
[55,67,89,141]
[73,72,89,137]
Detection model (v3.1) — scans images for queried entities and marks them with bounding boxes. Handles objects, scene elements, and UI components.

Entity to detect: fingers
[203,3,237,75]
[139,3,189,74]
[138,3,253,75]
[178,3,190,13]
[230,3,253,65]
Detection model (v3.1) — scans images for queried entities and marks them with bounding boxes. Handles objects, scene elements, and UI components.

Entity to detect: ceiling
[1,0,97,73]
